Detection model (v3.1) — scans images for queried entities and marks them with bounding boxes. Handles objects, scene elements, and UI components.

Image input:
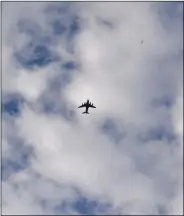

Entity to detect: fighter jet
[78,99,96,114]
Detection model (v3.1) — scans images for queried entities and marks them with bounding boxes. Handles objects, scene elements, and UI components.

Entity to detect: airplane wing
[89,104,96,108]
[78,103,86,108]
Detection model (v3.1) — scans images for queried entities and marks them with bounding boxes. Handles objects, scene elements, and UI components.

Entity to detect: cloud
[2,2,183,215]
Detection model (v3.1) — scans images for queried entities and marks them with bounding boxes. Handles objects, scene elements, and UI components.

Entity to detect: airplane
[78,99,96,114]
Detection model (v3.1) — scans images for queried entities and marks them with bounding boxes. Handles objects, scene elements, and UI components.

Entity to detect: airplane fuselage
[83,100,90,114]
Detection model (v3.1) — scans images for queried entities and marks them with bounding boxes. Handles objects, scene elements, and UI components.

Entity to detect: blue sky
[2,2,183,215]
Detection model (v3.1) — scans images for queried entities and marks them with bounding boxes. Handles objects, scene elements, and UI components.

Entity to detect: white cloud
[2,2,183,215]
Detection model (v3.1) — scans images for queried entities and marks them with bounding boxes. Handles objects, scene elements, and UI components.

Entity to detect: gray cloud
[2,2,183,215]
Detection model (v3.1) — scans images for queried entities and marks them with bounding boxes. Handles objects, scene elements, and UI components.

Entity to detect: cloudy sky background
[2,2,183,215]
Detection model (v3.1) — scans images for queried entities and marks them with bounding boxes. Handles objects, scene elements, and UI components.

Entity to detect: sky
[1,2,183,215]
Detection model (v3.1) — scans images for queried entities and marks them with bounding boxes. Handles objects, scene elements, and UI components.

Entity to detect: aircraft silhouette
[78,99,96,114]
